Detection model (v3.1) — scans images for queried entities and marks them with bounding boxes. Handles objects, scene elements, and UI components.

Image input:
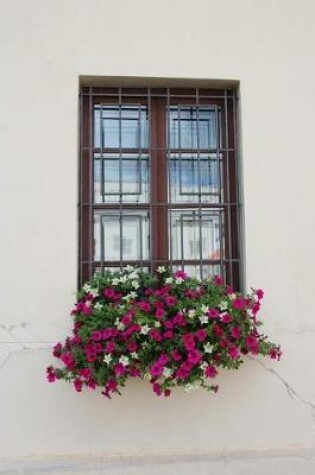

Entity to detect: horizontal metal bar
[83,258,240,266]
[80,202,241,209]
[81,92,235,99]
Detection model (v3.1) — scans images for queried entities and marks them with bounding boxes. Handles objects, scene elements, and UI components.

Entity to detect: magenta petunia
[232,298,247,310]
[205,365,218,378]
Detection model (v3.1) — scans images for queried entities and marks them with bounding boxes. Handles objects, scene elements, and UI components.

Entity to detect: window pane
[169,209,224,261]
[94,210,150,262]
[169,106,219,150]
[94,153,150,203]
[169,153,222,203]
[172,264,222,280]
[94,105,148,149]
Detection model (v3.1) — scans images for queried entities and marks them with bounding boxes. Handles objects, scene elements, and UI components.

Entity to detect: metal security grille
[79,86,241,289]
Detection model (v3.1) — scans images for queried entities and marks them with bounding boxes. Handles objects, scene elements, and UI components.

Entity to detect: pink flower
[232,298,247,310]
[121,314,133,326]
[79,368,92,379]
[102,379,118,398]
[221,313,233,324]
[213,324,224,338]
[106,341,116,353]
[165,296,177,307]
[256,289,264,300]
[228,346,240,359]
[187,349,202,365]
[171,349,182,361]
[82,304,92,316]
[104,288,115,299]
[252,302,260,316]
[114,363,126,376]
[155,307,166,319]
[245,335,259,354]
[128,341,138,352]
[61,351,75,369]
[208,308,220,319]
[204,365,217,378]
[173,312,187,327]
[150,362,163,377]
[46,367,56,383]
[129,367,140,377]
[158,354,169,365]
[149,329,163,342]
[196,329,207,342]
[164,319,174,329]
[175,270,188,280]
[88,379,96,389]
[153,382,162,396]
[92,330,102,341]
[269,347,282,361]
[182,333,195,350]
[138,301,151,312]
[231,326,241,340]
[163,330,174,339]
[214,275,224,286]
[74,378,82,392]
[164,389,171,397]
[52,343,62,358]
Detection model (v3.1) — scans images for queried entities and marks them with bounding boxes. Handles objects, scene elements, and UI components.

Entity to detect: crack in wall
[252,358,315,423]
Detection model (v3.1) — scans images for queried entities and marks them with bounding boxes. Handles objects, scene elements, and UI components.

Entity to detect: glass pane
[169,209,224,262]
[94,105,148,149]
[94,153,150,203]
[94,210,150,262]
[172,264,222,280]
[169,153,222,203]
[169,106,218,150]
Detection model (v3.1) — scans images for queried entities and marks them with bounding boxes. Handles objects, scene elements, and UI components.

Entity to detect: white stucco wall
[1,0,315,473]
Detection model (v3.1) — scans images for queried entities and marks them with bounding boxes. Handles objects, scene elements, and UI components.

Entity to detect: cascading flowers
[47,267,281,398]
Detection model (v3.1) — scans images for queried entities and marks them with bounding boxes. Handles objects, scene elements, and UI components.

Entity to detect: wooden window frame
[79,86,241,289]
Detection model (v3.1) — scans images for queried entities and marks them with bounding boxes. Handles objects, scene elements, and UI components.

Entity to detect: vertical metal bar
[139,215,144,267]
[88,87,94,279]
[167,88,173,269]
[100,105,105,199]
[138,105,142,197]
[78,88,83,287]
[180,213,185,269]
[196,88,203,280]
[147,87,152,272]
[224,89,233,287]
[119,88,123,269]
[100,215,105,273]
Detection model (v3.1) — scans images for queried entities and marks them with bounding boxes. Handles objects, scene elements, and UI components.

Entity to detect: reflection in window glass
[94,210,150,262]
[94,153,150,203]
[169,106,219,150]
[169,209,223,262]
[94,105,148,149]
[169,153,222,203]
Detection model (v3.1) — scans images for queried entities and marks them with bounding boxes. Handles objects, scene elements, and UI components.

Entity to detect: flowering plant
[47,267,281,398]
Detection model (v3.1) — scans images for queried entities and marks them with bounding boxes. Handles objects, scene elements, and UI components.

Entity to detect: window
[79,86,241,289]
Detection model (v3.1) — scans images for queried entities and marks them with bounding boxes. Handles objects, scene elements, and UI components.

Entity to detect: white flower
[175,277,184,284]
[203,342,214,354]
[103,354,112,364]
[143,372,151,380]
[119,275,128,283]
[131,352,139,359]
[200,362,208,370]
[154,321,161,328]
[188,309,196,318]
[163,367,173,378]
[112,278,120,286]
[184,383,199,393]
[119,356,130,366]
[199,314,209,325]
[83,283,92,293]
[157,266,166,273]
[165,277,173,284]
[131,280,140,289]
[142,341,149,348]
[201,304,209,313]
[229,293,237,300]
[114,318,125,331]
[125,265,135,273]
[122,291,137,302]
[94,302,103,311]
[129,272,139,280]
[218,301,228,311]
[140,324,150,335]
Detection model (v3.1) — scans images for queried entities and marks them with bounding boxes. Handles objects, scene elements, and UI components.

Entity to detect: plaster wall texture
[0,0,315,473]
